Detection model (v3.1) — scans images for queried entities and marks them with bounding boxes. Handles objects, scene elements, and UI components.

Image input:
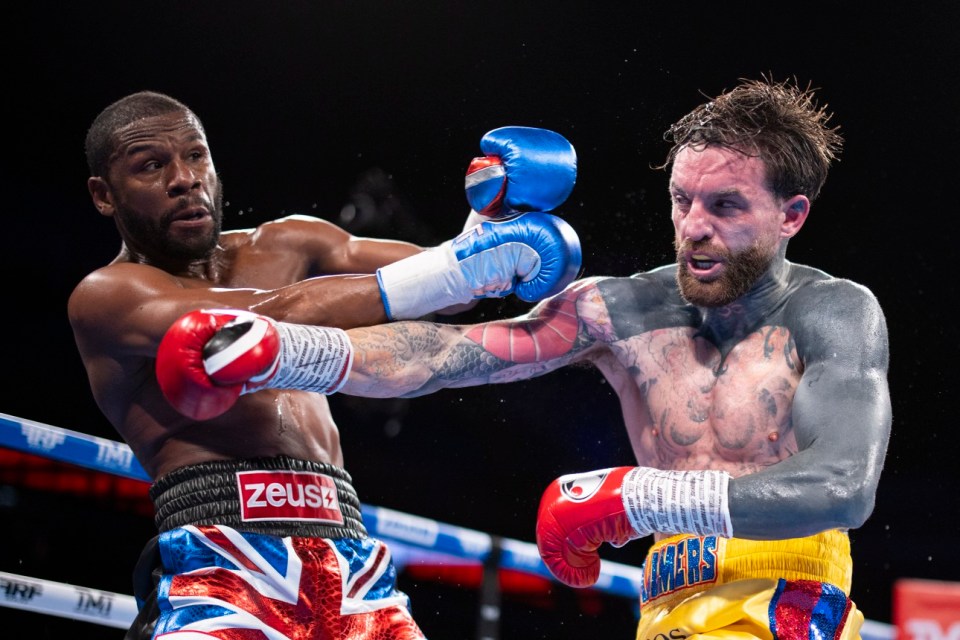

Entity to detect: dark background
[3,1,959,637]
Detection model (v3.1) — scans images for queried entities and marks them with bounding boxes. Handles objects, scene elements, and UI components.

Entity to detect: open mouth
[171,206,209,223]
[688,253,722,275]
[690,254,716,269]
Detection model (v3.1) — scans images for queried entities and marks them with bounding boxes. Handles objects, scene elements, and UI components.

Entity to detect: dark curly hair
[661,76,843,202]
[84,91,202,178]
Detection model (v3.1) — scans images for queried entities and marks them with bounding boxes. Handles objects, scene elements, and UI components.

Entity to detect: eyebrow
[123,142,160,157]
[713,187,744,198]
[669,182,744,199]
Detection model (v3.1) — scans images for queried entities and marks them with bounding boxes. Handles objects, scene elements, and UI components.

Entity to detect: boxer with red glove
[535,466,733,588]
[156,309,353,421]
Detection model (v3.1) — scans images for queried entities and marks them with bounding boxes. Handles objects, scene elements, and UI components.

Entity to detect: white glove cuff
[376,243,472,320]
[621,467,733,538]
[266,323,353,395]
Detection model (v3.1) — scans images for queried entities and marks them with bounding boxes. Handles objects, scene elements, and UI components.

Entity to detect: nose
[166,158,201,197]
[679,201,713,242]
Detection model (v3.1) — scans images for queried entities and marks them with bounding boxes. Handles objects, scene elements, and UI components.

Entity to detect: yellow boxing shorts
[635,530,864,640]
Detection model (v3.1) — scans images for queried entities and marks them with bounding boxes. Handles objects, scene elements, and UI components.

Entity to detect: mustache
[674,239,732,260]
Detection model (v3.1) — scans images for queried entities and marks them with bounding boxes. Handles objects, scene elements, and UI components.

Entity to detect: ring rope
[0,570,138,628]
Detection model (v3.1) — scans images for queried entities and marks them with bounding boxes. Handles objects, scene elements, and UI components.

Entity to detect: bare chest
[601,326,802,473]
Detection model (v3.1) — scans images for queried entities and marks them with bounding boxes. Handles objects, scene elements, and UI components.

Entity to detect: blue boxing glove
[463,126,577,229]
[377,211,582,320]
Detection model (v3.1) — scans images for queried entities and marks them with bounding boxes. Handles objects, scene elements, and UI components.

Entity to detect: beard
[116,179,224,261]
[674,240,774,307]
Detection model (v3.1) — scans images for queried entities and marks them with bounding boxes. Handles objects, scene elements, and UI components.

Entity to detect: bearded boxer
[68,90,581,640]
[162,78,892,640]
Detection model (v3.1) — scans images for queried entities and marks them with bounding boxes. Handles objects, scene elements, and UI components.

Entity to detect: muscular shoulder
[600,266,699,334]
[70,263,182,318]
[68,262,192,358]
[592,266,680,304]
[783,264,889,368]
[533,270,693,350]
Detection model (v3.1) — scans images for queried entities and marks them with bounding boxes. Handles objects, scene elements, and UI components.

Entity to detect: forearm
[339,321,481,398]
[727,453,880,539]
[340,313,586,398]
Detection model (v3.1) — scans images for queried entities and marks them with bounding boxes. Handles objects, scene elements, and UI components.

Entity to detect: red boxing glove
[156,309,280,420]
[535,467,642,588]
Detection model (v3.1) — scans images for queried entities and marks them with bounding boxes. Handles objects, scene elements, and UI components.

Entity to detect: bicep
[263,215,422,275]
[792,360,891,472]
[329,237,424,274]
[790,284,892,479]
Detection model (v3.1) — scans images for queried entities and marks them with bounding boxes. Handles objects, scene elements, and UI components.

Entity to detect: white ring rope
[0,570,137,628]
[0,411,894,639]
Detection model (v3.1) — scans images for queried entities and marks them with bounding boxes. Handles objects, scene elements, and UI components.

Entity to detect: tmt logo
[75,588,115,617]
[95,440,137,472]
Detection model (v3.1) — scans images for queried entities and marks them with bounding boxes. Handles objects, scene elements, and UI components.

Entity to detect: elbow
[826,475,878,530]
[837,493,875,530]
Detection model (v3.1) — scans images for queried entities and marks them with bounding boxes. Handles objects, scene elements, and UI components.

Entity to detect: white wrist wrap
[267,323,353,395]
[621,467,733,538]
[376,243,472,320]
[462,209,488,232]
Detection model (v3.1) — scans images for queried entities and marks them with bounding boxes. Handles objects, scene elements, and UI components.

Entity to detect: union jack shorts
[148,524,426,639]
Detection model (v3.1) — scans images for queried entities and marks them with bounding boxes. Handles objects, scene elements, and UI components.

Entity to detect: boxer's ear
[781,195,809,238]
[88,176,115,217]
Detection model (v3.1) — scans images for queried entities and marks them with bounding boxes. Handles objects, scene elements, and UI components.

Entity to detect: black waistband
[150,456,367,538]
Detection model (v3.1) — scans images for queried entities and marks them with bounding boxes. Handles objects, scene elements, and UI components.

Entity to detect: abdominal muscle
[133,389,345,480]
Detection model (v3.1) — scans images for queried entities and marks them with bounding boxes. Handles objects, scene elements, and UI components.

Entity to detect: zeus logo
[237,470,344,524]
[245,482,333,508]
